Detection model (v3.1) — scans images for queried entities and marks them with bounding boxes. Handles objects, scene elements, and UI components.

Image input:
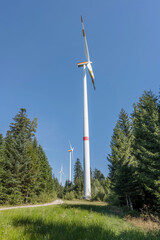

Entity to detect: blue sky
[0,1,160,185]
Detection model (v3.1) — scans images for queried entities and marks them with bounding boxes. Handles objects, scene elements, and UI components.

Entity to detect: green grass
[0,201,159,240]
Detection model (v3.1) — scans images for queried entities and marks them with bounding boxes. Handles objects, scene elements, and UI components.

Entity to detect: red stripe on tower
[83,136,89,141]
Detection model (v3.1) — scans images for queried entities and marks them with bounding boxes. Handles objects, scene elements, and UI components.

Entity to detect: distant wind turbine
[58,165,64,185]
[77,16,95,199]
[68,142,74,183]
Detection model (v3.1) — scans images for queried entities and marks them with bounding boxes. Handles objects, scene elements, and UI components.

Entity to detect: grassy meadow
[0,200,159,240]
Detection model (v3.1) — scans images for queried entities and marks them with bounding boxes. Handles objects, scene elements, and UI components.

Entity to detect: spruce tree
[0,108,56,204]
[3,134,23,204]
[74,158,83,198]
[0,134,6,203]
[9,108,37,140]
[93,168,105,182]
[132,91,160,210]
[7,109,38,203]
[37,145,54,195]
[108,109,134,209]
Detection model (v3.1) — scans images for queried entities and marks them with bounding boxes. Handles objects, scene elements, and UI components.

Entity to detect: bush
[33,191,57,204]
[64,191,75,200]
[91,179,105,201]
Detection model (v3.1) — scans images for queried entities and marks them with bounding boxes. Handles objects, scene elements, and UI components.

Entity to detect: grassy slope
[0,201,159,240]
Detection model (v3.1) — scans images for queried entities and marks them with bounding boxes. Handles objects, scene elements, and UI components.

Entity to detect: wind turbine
[58,165,64,185]
[77,16,95,200]
[68,142,74,183]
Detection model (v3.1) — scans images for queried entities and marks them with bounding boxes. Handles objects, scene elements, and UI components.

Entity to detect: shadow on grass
[12,216,160,240]
[62,203,132,218]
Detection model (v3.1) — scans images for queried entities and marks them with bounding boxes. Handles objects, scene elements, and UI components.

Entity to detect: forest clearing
[0,200,159,240]
[0,1,160,240]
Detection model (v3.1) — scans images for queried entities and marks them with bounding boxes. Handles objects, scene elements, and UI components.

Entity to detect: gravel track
[0,199,63,211]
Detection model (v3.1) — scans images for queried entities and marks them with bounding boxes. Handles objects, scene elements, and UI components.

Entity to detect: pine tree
[132,91,160,210]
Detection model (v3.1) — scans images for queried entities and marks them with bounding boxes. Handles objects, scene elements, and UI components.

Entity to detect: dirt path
[0,199,63,211]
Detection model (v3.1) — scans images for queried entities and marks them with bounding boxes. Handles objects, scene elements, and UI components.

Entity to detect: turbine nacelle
[77,61,95,90]
[68,141,74,153]
[77,61,92,67]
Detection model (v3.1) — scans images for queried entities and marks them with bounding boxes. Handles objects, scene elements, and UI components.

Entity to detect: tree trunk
[129,195,133,210]
[126,195,129,207]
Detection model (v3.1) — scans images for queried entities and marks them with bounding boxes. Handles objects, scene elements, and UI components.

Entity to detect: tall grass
[0,201,159,240]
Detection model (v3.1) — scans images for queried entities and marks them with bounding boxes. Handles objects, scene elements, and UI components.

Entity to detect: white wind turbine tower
[58,165,64,185]
[68,142,74,183]
[77,16,95,199]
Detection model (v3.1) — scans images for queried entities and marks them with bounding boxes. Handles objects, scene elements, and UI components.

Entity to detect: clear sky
[0,1,160,185]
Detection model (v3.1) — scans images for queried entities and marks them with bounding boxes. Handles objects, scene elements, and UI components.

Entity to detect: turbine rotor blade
[87,63,96,90]
[81,16,90,62]
[81,17,95,90]
[72,151,74,161]
[69,140,73,151]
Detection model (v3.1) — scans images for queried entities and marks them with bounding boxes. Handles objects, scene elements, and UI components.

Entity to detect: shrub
[64,191,75,200]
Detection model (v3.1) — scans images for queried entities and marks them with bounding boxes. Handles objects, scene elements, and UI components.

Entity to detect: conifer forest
[0,90,160,215]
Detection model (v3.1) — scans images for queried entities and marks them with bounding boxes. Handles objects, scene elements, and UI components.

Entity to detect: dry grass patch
[125,215,160,231]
